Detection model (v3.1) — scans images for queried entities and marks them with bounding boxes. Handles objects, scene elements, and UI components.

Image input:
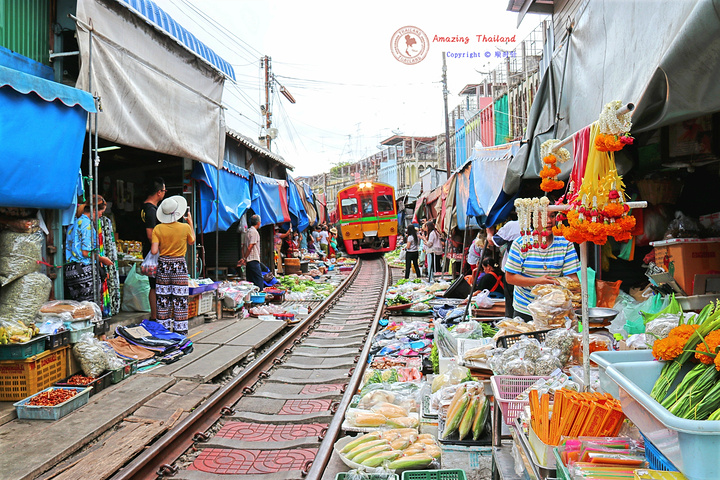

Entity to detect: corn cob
[445,385,467,421]
[353,443,391,463]
[341,432,380,453]
[458,394,477,440]
[443,393,470,438]
[360,449,403,467]
[345,439,388,460]
[473,394,490,440]
[388,453,434,469]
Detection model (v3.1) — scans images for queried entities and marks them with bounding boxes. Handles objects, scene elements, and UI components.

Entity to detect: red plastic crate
[490,375,550,426]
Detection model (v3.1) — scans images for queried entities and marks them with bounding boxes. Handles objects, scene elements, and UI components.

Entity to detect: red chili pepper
[66,375,96,385]
[28,389,77,406]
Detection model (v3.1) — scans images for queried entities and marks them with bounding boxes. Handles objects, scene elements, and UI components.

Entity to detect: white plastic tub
[589,350,654,398]
[605,360,720,480]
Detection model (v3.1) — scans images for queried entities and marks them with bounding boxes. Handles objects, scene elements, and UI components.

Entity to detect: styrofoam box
[589,350,654,398]
[606,360,720,480]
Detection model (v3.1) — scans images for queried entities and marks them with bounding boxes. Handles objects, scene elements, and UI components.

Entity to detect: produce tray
[110,359,138,384]
[45,331,70,350]
[437,411,491,446]
[14,386,91,420]
[0,335,47,361]
[386,303,413,311]
[55,371,112,397]
[589,349,654,398]
[495,329,553,349]
[605,360,716,480]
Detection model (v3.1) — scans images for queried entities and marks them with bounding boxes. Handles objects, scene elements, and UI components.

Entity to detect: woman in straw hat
[151,195,195,336]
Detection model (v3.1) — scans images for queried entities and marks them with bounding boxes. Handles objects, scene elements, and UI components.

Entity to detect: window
[377,194,394,213]
[341,198,359,216]
[361,197,374,217]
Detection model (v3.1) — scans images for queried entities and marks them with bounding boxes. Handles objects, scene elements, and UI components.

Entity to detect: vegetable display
[338,429,440,469]
[441,383,490,441]
[28,389,77,406]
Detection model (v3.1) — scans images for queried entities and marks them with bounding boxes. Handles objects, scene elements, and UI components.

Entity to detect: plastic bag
[474,289,493,309]
[534,352,564,375]
[0,317,36,343]
[0,231,42,286]
[121,265,151,312]
[140,251,159,277]
[99,341,125,370]
[36,313,69,335]
[399,249,406,261]
[0,272,51,325]
[664,211,701,239]
[596,279,622,308]
[527,285,576,329]
[543,327,575,365]
[72,332,107,377]
[430,365,473,393]
[644,313,681,347]
[623,293,668,335]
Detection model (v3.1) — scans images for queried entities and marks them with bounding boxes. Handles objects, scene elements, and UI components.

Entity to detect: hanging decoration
[553,101,636,245]
[515,196,551,251]
[539,140,571,192]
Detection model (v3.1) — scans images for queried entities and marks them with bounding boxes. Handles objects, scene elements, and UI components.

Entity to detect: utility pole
[442,52,452,175]
[262,55,272,151]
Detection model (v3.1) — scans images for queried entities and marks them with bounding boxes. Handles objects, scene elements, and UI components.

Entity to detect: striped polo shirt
[504,235,580,315]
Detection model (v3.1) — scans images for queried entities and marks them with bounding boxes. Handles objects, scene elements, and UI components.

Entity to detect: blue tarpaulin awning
[251,174,291,227]
[0,64,95,209]
[191,161,251,234]
[287,176,309,232]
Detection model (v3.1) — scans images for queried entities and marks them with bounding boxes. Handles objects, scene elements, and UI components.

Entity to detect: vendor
[475,258,505,295]
[504,212,580,321]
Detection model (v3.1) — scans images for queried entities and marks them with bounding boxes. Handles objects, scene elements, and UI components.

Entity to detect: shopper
[151,195,195,335]
[241,214,264,291]
[319,225,330,257]
[504,213,580,321]
[404,225,420,279]
[329,227,338,258]
[97,197,121,316]
[424,221,443,282]
[486,218,521,317]
[274,225,291,273]
[476,257,505,295]
[140,177,166,321]
[64,196,113,303]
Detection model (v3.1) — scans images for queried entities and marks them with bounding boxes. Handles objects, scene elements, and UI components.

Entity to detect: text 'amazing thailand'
[432,34,517,45]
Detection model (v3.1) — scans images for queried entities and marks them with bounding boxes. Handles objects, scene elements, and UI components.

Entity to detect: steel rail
[110,258,365,480]
[305,257,390,479]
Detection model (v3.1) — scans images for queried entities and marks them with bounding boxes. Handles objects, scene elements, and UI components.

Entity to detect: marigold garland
[695,330,720,364]
[652,336,685,362]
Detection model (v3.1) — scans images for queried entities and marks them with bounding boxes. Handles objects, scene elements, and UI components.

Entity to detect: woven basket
[636,179,683,205]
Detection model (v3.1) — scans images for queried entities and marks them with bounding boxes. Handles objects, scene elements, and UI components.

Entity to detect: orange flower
[603,203,625,218]
[543,155,558,165]
[715,354,720,371]
[695,330,720,364]
[652,336,685,361]
[669,324,701,343]
[595,133,625,152]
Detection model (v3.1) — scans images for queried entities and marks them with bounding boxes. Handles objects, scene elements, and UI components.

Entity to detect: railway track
[110,256,390,480]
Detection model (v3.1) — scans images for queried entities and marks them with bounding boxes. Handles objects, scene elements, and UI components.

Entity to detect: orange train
[336,182,398,255]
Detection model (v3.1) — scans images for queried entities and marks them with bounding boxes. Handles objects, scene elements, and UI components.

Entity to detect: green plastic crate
[110,359,138,384]
[0,336,46,361]
[336,473,398,480]
[402,470,467,480]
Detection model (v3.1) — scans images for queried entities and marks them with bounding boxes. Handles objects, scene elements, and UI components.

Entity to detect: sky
[151,0,544,177]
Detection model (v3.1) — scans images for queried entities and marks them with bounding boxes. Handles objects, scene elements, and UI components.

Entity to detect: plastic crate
[553,448,570,480]
[198,291,215,315]
[68,325,94,343]
[188,294,199,318]
[490,375,550,426]
[336,474,399,480]
[14,386,91,420]
[45,331,70,350]
[0,336,47,361]
[110,359,138,384]
[0,347,68,401]
[55,371,112,397]
[496,329,553,348]
[642,434,679,472]
[402,471,466,480]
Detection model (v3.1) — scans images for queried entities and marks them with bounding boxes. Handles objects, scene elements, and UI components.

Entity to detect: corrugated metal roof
[226,128,294,170]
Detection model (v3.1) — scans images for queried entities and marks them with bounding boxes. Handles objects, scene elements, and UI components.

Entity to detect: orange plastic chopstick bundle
[529,388,625,445]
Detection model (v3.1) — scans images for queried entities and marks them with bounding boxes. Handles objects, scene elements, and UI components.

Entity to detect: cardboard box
[651,238,720,294]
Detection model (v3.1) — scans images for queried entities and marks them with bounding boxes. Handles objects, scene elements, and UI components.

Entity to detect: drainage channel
[113,257,389,480]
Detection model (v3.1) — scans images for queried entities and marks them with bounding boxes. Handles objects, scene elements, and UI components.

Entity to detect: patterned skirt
[155,255,189,332]
[65,262,96,303]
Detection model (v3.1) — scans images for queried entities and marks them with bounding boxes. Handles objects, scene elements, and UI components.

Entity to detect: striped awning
[119,0,236,80]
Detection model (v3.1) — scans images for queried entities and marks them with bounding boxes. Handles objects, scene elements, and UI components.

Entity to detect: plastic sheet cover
[501,0,720,195]
[251,174,291,226]
[287,176,309,232]
[191,162,251,233]
[0,65,94,209]
[467,142,518,225]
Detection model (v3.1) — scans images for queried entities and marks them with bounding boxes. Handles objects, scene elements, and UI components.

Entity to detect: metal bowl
[575,307,619,323]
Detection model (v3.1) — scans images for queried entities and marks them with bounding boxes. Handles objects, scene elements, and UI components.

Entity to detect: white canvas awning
[76,0,229,167]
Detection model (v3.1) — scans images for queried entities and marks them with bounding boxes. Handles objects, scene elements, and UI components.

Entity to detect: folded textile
[106,336,155,361]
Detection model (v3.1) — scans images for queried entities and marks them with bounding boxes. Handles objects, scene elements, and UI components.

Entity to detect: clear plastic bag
[505,357,535,375]
[140,251,159,277]
[0,272,51,325]
[121,265,151,312]
[0,231,42,286]
[543,328,575,365]
[36,313,69,335]
[534,351,564,375]
[527,284,576,329]
[474,289,493,309]
[0,317,36,343]
[72,332,107,377]
[40,300,100,322]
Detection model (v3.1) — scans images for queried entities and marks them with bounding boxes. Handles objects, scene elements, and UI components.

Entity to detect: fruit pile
[339,428,440,469]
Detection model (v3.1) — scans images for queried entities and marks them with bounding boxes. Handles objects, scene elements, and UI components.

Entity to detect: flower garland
[595,100,634,152]
[652,324,701,362]
[515,197,552,251]
[552,101,637,245]
[540,139,571,192]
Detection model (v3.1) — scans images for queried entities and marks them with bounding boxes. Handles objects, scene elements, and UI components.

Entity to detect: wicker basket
[636,179,683,205]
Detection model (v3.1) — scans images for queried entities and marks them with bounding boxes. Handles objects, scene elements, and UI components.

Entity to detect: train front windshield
[361,197,374,217]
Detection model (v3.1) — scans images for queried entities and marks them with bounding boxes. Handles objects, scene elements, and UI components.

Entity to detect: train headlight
[390,227,395,233]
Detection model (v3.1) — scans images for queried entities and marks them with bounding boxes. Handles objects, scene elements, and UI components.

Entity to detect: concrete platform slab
[229,320,286,349]
[0,401,16,426]
[269,369,350,384]
[283,358,355,370]
[204,437,319,450]
[0,374,175,480]
[291,347,357,357]
[301,340,361,348]
[148,342,221,376]
[187,319,238,342]
[234,397,286,415]
[173,345,252,382]
[196,319,262,344]
[227,411,332,423]
[176,470,306,480]
[252,383,304,396]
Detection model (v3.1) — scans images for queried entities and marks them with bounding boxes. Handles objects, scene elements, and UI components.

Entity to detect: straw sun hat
[156,195,188,224]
